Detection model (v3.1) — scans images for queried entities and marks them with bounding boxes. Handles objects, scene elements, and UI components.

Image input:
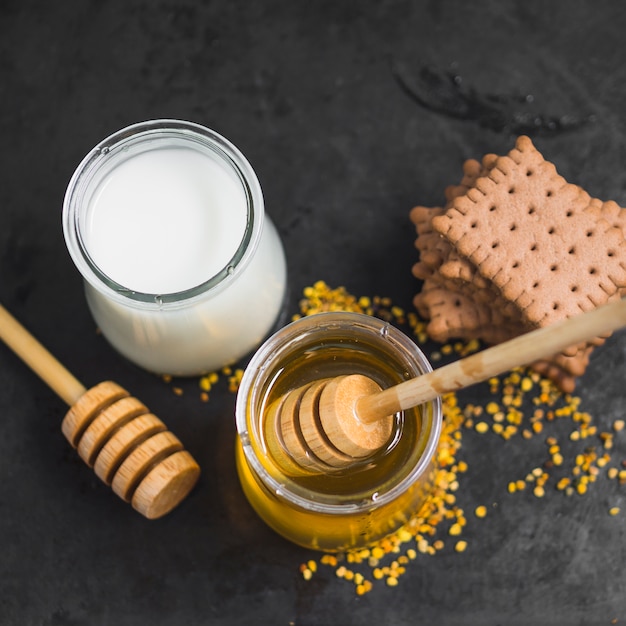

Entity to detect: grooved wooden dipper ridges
[0,304,200,519]
[267,297,626,474]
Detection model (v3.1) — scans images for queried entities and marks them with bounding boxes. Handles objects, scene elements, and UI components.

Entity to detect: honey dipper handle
[357,297,626,423]
[0,304,86,406]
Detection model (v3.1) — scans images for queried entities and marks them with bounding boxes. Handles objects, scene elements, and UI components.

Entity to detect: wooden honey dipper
[267,297,626,474]
[0,304,200,519]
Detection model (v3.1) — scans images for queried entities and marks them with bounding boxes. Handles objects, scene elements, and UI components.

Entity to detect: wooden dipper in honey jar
[0,304,200,519]
[267,297,626,473]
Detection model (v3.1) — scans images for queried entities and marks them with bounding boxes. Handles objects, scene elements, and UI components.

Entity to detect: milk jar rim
[62,119,263,310]
[235,311,443,515]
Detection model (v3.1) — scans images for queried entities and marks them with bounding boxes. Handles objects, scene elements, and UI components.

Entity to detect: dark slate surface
[1,2,626,625]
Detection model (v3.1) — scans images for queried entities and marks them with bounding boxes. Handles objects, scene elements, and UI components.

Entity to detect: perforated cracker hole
[508,187,515,194]
[566,210,573,217]
[471,221,478,229]
[608,250,615,257]
[589,267,597,275]
[546,190,553,197]
[489,205,497,212]
[586,230,594,237]
[571,285,578,293]
[552,302,559,310]
[510,223,517,231]
[528,206,536,215]
[550,265,558,272]
[532,281,540,289]
[530,243,537,251]
[568,246,576,254]
[547,227,555,235]
[512,261,519,269]
[526,169,533,176]
[491,242,499,249]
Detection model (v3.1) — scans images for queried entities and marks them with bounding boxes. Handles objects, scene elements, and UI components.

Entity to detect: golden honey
[235,312,442,552]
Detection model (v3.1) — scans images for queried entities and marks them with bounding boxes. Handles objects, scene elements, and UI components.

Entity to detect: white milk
[64,121,287,376]
[84,147,248,294]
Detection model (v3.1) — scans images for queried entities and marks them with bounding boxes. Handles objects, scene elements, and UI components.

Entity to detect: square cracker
[431,136,626,328]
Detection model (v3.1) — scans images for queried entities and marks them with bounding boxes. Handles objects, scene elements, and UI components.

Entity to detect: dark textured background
[1,2,626,625]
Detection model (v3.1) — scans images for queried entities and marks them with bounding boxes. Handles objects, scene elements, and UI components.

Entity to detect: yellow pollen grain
[321,555,337,567]
[449,523,462,536]
[417,538,429,554]
[556,477,570,490]
[356,580,373,595]
[371,547,384,560]
[520,377,533,392]
[391,306,404,319]
[454,540,468,553]
[475,505,487,518]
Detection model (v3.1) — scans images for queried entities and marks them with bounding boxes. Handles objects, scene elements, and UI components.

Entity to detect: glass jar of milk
[63,120,287,376]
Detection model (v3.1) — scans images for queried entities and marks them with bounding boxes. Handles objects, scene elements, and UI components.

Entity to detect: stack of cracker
[411,136,626,393]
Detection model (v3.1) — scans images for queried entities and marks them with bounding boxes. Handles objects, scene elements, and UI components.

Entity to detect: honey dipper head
[266,374,394,474]
[62,381,200,519]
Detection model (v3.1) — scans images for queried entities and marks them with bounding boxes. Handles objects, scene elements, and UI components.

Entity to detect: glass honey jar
[235,312,442,552]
